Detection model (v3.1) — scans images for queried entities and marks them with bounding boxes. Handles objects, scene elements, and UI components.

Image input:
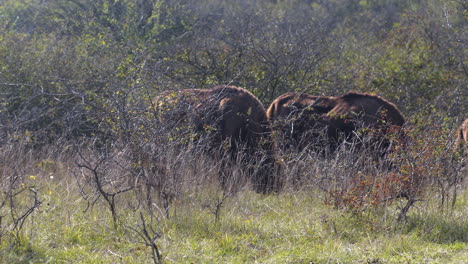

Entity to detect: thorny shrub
[324,124,464,218]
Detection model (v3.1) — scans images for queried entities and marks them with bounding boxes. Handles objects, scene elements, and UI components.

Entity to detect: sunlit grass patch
[0,172,466,263]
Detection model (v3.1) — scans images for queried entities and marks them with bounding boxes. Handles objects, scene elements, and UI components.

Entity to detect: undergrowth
[0,176,466,263]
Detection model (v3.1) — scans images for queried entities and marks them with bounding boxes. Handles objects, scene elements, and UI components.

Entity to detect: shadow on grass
[403,214,467,244]
[1,239,50,264]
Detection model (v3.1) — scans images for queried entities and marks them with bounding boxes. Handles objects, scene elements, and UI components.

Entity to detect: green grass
[0,178,466,264]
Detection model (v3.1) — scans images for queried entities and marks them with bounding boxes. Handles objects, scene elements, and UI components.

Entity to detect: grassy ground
[1,173,466,264]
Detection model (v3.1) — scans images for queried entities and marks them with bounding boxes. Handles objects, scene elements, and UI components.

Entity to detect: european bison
[456,119,468,144]
[266,92,334,152]
[455,119,468,153]
[313,92,405,156]
[267,91,405,157]
[155,85,281,193]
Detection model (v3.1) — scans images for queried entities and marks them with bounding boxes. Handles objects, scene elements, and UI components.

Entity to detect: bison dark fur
[266,92,334,152]
[455,119,468,153]
[313,92,405,156]
[155,85,281,193]
[456,119,468,144]
[267,91,405,157]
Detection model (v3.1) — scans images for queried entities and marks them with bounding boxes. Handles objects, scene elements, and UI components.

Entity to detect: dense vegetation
[0,0,466,263]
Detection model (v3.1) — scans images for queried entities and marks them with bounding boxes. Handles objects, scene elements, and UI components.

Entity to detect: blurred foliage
[0,0,466,144]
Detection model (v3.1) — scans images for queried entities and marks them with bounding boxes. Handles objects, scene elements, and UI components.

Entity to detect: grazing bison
[267,91,405,157]
[266,92,334,152]
[154,85,281,193]
[312,92,405,156]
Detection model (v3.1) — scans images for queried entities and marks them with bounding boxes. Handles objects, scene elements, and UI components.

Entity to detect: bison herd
[154,85,465,194]
[266,91,405,157]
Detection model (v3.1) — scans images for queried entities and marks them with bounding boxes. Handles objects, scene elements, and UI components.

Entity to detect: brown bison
[314,92,405,155]
[266,92,334,152]
[456,119,468,145]
[455,119,468,153]
[267,91,405,157]
[154,85,281,193]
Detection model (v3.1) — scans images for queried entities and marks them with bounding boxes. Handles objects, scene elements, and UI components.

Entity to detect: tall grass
[1,179,466,263]
[0,123,466,263]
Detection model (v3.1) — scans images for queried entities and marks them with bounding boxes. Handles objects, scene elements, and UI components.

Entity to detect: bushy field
[0,0,467,263]
[1,170,466,263]
[0,130,466,263]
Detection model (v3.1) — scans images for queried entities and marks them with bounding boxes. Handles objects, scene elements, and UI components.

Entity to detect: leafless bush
[127,126,264,218]
[73,139,134,227]
[0,136,69,243]
[127,212,162,264]
[273,116,465,221]
[147,1,333,101]
[74,107,256,222]
[133,139,223,218]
